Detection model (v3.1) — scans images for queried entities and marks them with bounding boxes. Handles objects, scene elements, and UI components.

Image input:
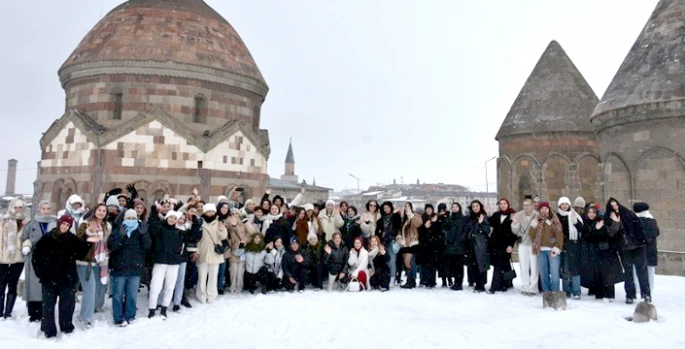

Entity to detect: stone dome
[58,0,267,96]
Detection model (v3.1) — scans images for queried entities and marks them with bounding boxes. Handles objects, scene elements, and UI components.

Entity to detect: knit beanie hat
[203,203,217,214]
[124,209,138,220]
[573,197,586,208]
[133,198,145,208]
[557,197,572,208]
[538,202,551,212]
[164,210,178,221]
[325,200,336,208]
[633,202,650,213]
[106,195,119,207]
[303,203,314,212]
[290,236,299,246]
[58,215,74,228]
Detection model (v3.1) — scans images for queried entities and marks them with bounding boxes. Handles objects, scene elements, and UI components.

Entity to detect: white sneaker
[116,322,128,328]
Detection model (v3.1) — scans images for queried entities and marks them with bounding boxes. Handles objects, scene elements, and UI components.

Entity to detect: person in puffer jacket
[323,232,349,292]
[264,237,285,292]
[243,233,268,295]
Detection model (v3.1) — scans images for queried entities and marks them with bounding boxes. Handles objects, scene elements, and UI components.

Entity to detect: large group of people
[0,184,660,338]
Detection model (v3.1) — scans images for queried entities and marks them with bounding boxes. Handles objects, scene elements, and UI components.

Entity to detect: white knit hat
[164,210,178,221]
[106,195,119,207]
[124,209,137,220]
[217,196,228,203]
[303,203,314,211]
[573,197,586,208]
[325,200,336,207]
[557,197,572,207]
[203,203,217,214]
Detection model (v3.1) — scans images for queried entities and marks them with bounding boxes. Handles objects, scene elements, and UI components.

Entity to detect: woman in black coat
[557,197,585,299]
[368,236,391,291]
[583,206,624,301]
[443,203,467,290]
[465,200,490,293]
[32,215,89,338]
[418,204,441,288]
[488,199,518,294]
[323,232,349,291]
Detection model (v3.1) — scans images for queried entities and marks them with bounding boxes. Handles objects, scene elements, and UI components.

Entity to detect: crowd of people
[0,184,660,338]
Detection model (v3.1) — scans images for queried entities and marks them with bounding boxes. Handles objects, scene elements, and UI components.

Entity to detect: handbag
[209,231,229,255]
[503,259,517,282]
[346,280,365,292]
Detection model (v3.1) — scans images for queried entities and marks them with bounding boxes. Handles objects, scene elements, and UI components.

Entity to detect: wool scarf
[557,208,583,241]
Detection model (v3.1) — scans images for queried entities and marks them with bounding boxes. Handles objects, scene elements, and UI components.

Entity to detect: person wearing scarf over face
[215,202,231,295]
[418,204,441,288]
[107,209,151,327]
[605,198,651,304]
[0,198,30,319]
[195,204,229,304]
[465,200,490,293]
[75,204,111,328]
[487,199,518,294]
[529,202,564,292]
[21,200,58,322]
[375,201,402,286]
[147,210,202,319]
[556,197,584,299]
[444,203,467,291]
[582,205,623,301]
[396,202,423,289]
[347,237,370,291]
[32,215,90,338]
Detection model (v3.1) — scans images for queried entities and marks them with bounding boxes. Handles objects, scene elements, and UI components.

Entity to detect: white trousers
[229,261,245,293]
[518,244,539,293]
[196,263,220,303]
[634,265,656,294]
[148,264,179,310]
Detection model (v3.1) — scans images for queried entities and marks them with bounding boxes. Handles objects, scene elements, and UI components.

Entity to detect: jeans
[563,275,581,297]
[111,276,140,324]
[76,265,106,323]
[174,262,187,306]
[538,251,561,292]
[518,244,539,294]
[41,284,76,337]
[622,247,650,299]
[218,262,227,292]
[633,265,656,295]
[388,241,397,283]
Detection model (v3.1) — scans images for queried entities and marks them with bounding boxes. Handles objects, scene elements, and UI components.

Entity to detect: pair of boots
[0,293,17,319]
[400,268,416,289]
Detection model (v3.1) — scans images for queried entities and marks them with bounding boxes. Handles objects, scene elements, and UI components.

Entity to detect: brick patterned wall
[40,122,95,168]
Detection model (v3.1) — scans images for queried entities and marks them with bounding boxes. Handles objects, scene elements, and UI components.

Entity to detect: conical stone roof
[285,139,295,163]
[592,0,685,129]
[496,41,598,140]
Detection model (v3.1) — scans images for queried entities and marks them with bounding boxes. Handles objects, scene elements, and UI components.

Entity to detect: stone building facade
[37,0,271,207]
[591,0,685,275]
[498,0,685,275]
[496,41,600,210]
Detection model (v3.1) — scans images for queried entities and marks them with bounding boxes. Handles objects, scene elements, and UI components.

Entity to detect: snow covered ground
[1,266,683,349]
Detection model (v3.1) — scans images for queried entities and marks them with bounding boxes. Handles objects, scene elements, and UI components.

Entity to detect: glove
[100,276,108,285]
[22,246,31,255]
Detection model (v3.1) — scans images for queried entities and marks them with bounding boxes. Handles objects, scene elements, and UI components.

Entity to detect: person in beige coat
[318,200,344,242]
[195,204,228,303]
[0,198,28,319]
[396,202,423,289]
[227,210,255,293]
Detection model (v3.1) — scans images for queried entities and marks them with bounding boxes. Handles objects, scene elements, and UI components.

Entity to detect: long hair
[401,202,414,225]
[368,235,383,251]
[469,200,485,219]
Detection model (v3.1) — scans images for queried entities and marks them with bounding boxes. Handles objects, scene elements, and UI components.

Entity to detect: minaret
[281,138,298,183]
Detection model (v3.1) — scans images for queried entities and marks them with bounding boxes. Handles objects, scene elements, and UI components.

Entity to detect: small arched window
[111,91,123,120]
[194,94,207,123]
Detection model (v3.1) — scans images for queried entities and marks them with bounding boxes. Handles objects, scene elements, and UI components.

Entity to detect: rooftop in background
[268,177,331,192]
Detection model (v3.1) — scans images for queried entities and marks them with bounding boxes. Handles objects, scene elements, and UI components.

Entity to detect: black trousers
[445,254,465,287]
[490,254,512,292]
[244,267,268,292]
[307,265,323,289]
[623,247,650,299]
[41,284,76,338]
[284,266,307,291]
[370,269,391,289]
[266,272,281,291]
[467,263,486,291]
[0,263,24,297]
[28,301,43,322]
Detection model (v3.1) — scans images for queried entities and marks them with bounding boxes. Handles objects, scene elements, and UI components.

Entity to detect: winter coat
[396,214,423,248]
[323,241,349,275]
[22,216,58,301]
[149,217,202,265]
[341,215,362,248]
[488,213,518,265]
[443,212,466,256]
[0,217,26,264]
[282,247,307,281]
[465,215,489,273]
[557,212,585,276]
[360,212,379,239]
[304,242,325,268]
[244,240,268,274]
[636,214,659,267]
[318,210,344,242]
[510,211,538,246]
[604,198,645,250]
[228,221,255,263]
[348,248,370,290]
[264,216,293,245]
[32,228,89,287]
[418,214,442,266]
[265,246,285,278]
[581,217,625,288]
[294,218,318,246]
[376,213,401,248]
[107,222,152,276]
[196,218,229,265]
[370,249,391,275]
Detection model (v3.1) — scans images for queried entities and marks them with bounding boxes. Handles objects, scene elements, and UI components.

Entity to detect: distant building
[268,139,330,204]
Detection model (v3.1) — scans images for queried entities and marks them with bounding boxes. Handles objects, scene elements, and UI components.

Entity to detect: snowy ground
[1,266,683,349]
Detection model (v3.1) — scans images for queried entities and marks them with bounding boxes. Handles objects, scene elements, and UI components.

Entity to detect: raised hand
[265,187,272,195]
[192,186,199,197]
[324,244,332,255]
[295,254,304,263]
[512,214,519,224]
[610,212,620,222]
[596,220,605,230]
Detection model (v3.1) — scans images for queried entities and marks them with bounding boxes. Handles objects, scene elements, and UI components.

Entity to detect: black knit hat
[633,202,649,213]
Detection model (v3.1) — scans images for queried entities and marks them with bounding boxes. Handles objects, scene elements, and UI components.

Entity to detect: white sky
[0,0,660,194]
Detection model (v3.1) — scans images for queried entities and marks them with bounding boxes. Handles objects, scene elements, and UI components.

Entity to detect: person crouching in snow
[243,233,269,295]
[347,237,370,291]
[304,233,325,290]
[368,236,390,291]
[108,209,151,327]
[324,232,349,292]
[264,237,285,292]
[282,237,307,292]
[32,215,89,338]
[147,211,202,319]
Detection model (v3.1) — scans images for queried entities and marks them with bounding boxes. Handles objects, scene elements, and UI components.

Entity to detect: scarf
[557,209,583,241]
[262,213,283,234]
[635,211,654,219]
[245,235,265,253]
[176,221,191,231]
[122,220,139,238]
[533,213,563,255]
[203,214,217,224]
[381,215,393,233]
[86,220,110,279]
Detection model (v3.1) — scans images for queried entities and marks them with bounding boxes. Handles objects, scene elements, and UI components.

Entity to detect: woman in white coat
[347,237,370,291]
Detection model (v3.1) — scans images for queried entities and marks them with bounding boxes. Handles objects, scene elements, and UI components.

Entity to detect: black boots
[4,294,17,319]
[0,293,4,317]
[401,269,416,289]
[160,306,167,320]
[148,309,156,318]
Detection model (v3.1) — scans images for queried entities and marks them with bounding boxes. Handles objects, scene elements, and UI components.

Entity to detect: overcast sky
[0,0,660,195]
